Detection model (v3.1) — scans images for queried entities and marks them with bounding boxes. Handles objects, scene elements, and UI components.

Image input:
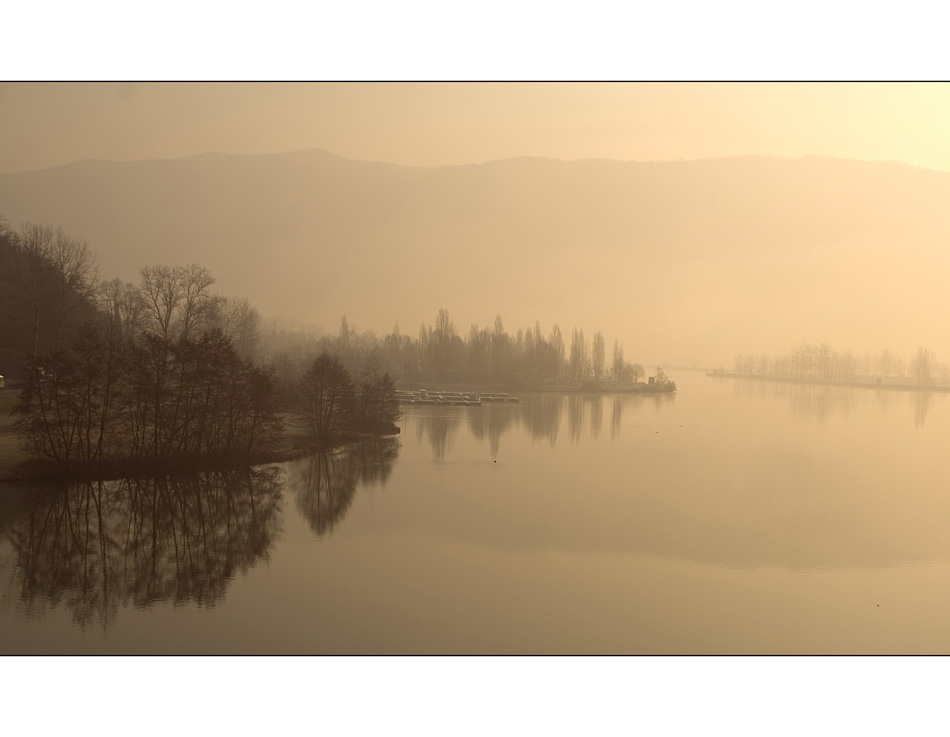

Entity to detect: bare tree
[630,363,645,383]
[99,278,144,340]
[430,308,458,379]
[569,328,589,384]
[139,264,183,340]
[177,263,215,340]
[209,295,261,359]
[297,353,357,441]
[489,314,512,380]
[2,223,98,351]
[139,264,215,341]
[592,331,605,383]
[612,339,625,383]
[910,346,936,387]
[550,324,564,380]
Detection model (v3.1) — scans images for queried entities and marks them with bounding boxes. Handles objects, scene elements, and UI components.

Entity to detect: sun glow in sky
[5,81,950,367]
[3,82,950,174]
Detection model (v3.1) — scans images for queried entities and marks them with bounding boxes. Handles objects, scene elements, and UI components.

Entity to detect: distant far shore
[706,370,950,393]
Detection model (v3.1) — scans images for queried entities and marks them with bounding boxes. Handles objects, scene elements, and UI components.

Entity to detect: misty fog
[2,150,949,369]
[5,83,950,664]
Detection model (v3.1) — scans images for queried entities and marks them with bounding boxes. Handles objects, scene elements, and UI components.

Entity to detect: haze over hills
[2,148,949,368]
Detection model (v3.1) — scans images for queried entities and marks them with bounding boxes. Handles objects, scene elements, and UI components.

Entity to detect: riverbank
[0,391,398,484]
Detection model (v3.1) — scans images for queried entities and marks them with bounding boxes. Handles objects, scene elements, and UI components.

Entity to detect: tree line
[2,218,400,472]
[1,219,263,369]
[14,312,285,471]
[732,344,949,387]
[4,216,669,475]
[264,308,655,395]
[294,352,400,443]
[2,219,656,397]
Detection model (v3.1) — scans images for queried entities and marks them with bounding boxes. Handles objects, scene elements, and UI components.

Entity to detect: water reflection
[787,384,858,421]
[415,412,461,460]
[287,439,400,536]
[728,377,946,427]
[588,395,603,438]
[567,395,584,443]
[914,392,932,428]
[1,468,283,628]
[519,397,562,446]
[872,387,893,413]
[466,405,518,458]
[408,392,671,456]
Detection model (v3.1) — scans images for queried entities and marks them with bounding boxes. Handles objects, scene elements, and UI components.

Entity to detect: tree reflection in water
[611,395,640,440]
[732,378,943,428]
[518,397,562,446]
[787,384,857,422]
[3,468,283,629]
[288,439,400,536]
[588,395,603,438]
[415,412,461,461]
[412,393,668,456]
[914,391,932,428]
[567,395,584,443]
[465,404,520,458]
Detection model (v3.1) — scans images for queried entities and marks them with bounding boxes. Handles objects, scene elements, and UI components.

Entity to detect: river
[2,370,949,654]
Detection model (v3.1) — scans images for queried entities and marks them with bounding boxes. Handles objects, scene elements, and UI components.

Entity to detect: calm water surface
[3,370,950,654]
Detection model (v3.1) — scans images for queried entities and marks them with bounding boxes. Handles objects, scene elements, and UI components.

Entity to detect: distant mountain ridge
[3,149,949,366]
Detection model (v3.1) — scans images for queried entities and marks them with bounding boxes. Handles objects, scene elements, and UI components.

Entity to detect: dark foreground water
[2,370,950,654]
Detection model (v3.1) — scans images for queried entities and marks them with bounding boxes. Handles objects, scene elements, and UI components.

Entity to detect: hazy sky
[6,81,950,367]
[3,82,950,173]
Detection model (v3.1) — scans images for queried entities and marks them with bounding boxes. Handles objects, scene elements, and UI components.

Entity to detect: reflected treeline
[466,400,564,456]
[519,397,563,447]
[566,394,611,442]
[913,392,932,428]
[787,384,858,422]
[410,393,673,457]
[589,395,603,439]
[1,468,283,629]
[416,412,462,461]
[732,377,943,427]
[568,396,585,443]
[609,394,665,440]
[287,439,400,536]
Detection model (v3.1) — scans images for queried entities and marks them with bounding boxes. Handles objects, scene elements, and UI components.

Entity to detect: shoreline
[0,391,399,485]
[0,379,677,484]
[0,431,400,484]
